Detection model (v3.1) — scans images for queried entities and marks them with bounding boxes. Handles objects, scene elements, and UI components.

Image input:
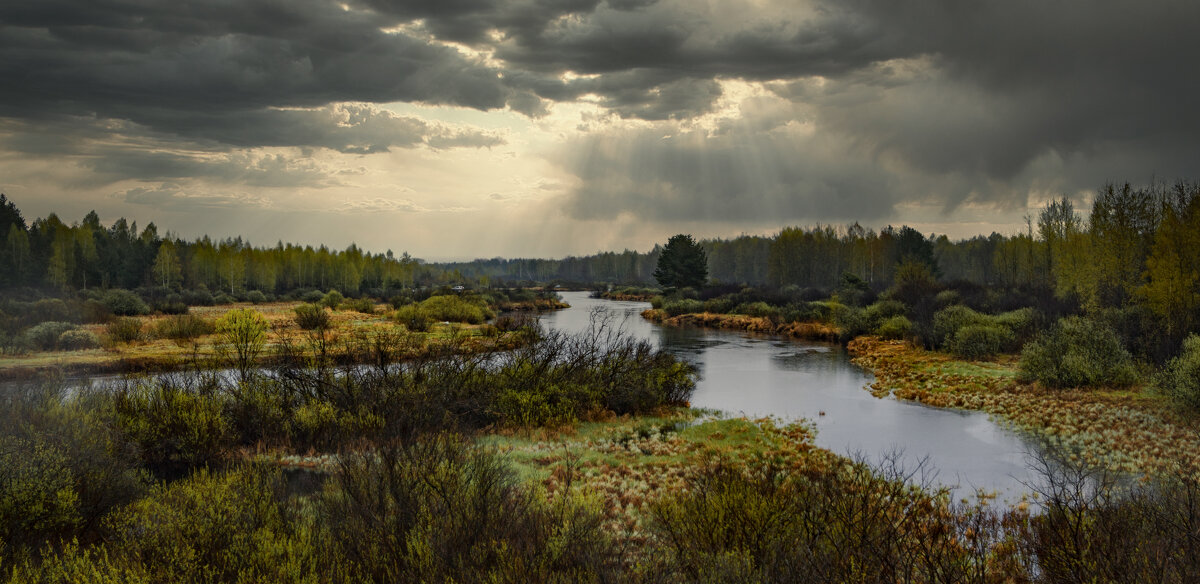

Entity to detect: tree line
[3,180,1199,343]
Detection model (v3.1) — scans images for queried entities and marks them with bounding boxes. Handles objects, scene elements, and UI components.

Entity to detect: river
[543,291,1044,503]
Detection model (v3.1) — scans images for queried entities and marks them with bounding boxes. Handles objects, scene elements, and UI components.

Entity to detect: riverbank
[847,336,1200,475]
[640,308,839,342]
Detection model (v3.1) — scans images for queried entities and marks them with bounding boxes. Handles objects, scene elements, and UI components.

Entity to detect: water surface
[544,291,1042,502]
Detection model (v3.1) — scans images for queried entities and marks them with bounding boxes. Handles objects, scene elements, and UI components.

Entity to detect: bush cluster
[292,303,331,330]
[101,289,151,317]
[152,314,215,344]
[57,329,100,351]
[22,321,78,351]
[105,318,143,344]
[393,294,495,328]
[932,305,1034,359]
[1155,334,1200,410]
[1018,316,1138,388]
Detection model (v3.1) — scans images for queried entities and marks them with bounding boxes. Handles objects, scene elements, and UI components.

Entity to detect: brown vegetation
[642,309,839,342]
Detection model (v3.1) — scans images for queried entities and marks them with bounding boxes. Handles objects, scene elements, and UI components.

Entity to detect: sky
[1,0,1197,261]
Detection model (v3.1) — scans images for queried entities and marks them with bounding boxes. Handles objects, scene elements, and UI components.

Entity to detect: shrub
[82,299,112,323]
[425,295,494,324]
[0,436,81,561]
[322,436,618,583]
[1155,334,1200,411]
[1018,317,1138,388]
[348,298,376,314]
[662,298,705,317]
[114,382,233,471]
[321,290,345,310]
[181,289,214,306]
[935,289,962,308]
[781,301,831,323]
[647,457,977,583]
[831,303,876,342]
[948,324,1014,360]
[57,329,100,351]
[293,303,331,330]
[32,298,77,323]
[246,290,267,304]
[155,301,189,315]
[105,318,143,344]
[215,308,269,377]
[394,304,432,332]
[101,289,151,316]
[875,316,912,340]
[104,465,313,583]
[733,301,779,319]
[932,305,990,349]
[864,299,907,323]
[300,289,326,303]
[23,321,77,350]
[703,297,735,314]
[212,292,236,305]
[994,307,1037,339]
[153,314,214,343]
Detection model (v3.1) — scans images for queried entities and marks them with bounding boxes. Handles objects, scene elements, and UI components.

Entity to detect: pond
[543,291,1044,503]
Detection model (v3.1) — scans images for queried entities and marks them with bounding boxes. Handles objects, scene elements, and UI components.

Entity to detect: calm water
[543,291,1043,502]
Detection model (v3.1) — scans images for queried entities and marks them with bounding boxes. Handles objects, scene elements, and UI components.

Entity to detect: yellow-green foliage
[1018,316,1138,388]
[418,294,494,324]
[216,308,268,373]
[875,315,912,340]
[393,294,495,329]
[0,437,80,561]
[7,541,150,584]
[153,314,214,343]
[292,303,331,330]
[1156,334,1200,410]
[322,435,617,583]
[103,466,328,584]
[114,383,232,471]
[105,317,143,344]
[56,329,100,351]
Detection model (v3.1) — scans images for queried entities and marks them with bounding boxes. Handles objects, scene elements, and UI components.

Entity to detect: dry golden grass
[642,309,839,341]
[0,300,499,379]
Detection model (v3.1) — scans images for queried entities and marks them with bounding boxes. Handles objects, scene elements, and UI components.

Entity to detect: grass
[0,301,521,379]
[848,336,1200,476]
[481,411,831,541]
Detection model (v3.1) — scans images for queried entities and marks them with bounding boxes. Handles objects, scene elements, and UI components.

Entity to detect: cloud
[556,113,900,224]
[84,151,334,189]
[335,197,429,213]
[119,183,271,210]
[2,0,1200,244]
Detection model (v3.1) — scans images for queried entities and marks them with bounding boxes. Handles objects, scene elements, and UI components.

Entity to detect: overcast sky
[1,0,1196,260]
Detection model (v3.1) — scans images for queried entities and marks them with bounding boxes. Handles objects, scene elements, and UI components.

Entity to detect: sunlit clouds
[0,0,1197,259]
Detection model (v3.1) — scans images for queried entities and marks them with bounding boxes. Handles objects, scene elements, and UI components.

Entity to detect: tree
[653,234,708,289]
[152,239,182,288]
[215,308,268,381]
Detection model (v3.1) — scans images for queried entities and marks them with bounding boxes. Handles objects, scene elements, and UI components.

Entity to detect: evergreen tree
[654,234,708,289]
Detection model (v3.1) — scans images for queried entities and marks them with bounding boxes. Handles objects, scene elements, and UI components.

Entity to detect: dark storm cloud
[0,0,512,150]
[2,0,1198,215]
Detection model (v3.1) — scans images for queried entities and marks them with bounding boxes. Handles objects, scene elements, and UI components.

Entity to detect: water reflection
[546,291,1043,503]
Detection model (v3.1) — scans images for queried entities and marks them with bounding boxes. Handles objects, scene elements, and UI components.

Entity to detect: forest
[3,180,1199,358]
